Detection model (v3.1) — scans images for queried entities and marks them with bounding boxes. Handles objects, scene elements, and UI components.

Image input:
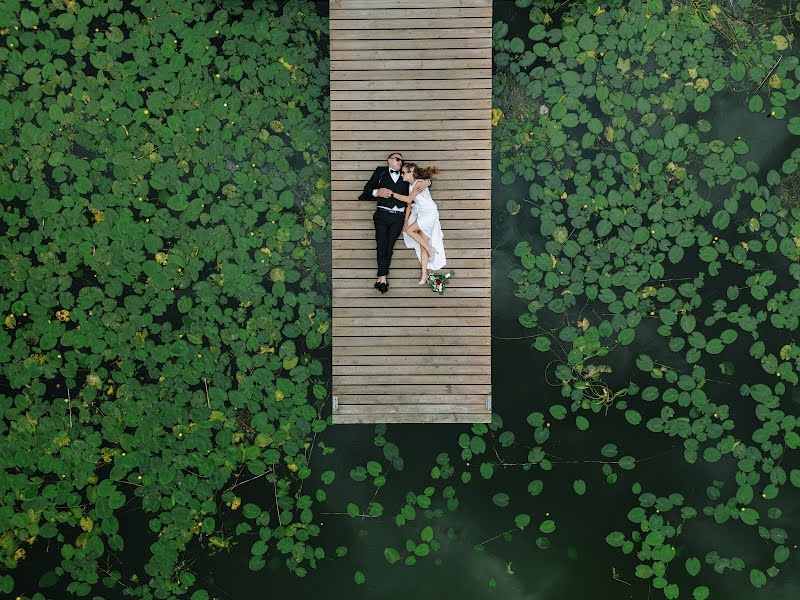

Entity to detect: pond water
[8,1,800,599]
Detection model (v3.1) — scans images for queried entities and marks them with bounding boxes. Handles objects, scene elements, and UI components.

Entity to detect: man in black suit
[359,152,429,293]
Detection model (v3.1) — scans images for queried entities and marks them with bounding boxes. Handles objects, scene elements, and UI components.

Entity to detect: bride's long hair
[403,163,438,180]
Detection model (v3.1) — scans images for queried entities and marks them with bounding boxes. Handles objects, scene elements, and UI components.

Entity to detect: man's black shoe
[379,282,389,294]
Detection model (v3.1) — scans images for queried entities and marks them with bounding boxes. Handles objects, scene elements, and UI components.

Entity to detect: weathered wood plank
[330,7,491,19]
[334,384,490,395]
[333,230,490,241]
[331,149,490,160]
[335,347,490,359]
[330,18,490,30]
[335,393,487,405]
[331,89,492,103]
[333,170,490,181]
[335,251,490,263]
[333,189,490,201]
[333,210,488,221]
[333,238,490,250]
[335,326,490,338]
[331,78,491,91]
[331,37,492,51]
[331,118,489,130]
[331,48,490,61]
[332,60,491,73]
[331,69,492,81]
[333,297,491,309]
[335,335,490,346]
[335,363,491,375]
[333,353,490,364]
[332,109,490,121]
[334,316,490,328]
[332,220,490,232]
[332,0,491,8]
[331,127,491,140]
[332,413,491,424]
[335,404,489,415]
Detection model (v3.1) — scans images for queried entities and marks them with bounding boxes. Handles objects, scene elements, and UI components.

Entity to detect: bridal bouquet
[424,271,454,295]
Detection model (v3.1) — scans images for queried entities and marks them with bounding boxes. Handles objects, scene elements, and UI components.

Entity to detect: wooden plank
[333,209,488,220]
[332,413,490,424]
[332,220,490,232]
[331,128,491,140]
[335,373,490,385]
[333,189,490,200]
[335,393,487,405]
[334,345,490,356]
[334,364,491,375]
[333,237,490,249]
[334,326,490,337]
[332,89,492,103]
[330,139,491,151]
[334,249,490,261]
[334,288,490,299]
[331,145,491,156]
[335,404,489,415]
[332,201,491,212]
[331,77,491,90]
[335,335,490,346]
[331,58,491,71]
[332,108,491,121]
[331,69,492,81]
[332,228,492,241]
[331,7,491,19]
[333,384,490,394]
[333,297,491,309]
[331,120,489,131]
[334,316,490,327]
[331,37,492,51]
[331,48,490,61]
[333,353,490,364]
[332,0,491,8]
[330,18,490,30]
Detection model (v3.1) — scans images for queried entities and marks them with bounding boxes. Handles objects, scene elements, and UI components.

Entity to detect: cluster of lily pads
[0,0,330,597]
[493,0,800,597]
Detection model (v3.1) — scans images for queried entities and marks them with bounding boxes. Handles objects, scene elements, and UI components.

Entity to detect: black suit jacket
[358,166,410,211]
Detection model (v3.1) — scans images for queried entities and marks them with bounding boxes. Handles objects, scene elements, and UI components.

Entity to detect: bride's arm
[391,179,430,203]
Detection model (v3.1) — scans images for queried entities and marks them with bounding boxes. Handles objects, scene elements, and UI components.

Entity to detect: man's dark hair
[387,152,403,163]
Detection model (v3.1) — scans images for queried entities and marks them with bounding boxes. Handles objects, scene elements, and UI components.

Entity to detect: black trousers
[373,209,405,277]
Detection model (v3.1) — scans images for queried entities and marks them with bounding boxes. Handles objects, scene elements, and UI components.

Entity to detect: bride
[387,162,446,284]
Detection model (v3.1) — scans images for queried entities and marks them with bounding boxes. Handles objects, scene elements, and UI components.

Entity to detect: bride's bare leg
[418,248,429,283]
[406,225,433,256]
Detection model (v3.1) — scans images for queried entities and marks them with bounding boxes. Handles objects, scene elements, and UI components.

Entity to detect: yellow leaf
[4,314,16,329]
[270,119,284,133]
[594,6,605,16]
[287,462,299,472]
[14,548,25,561]
[91,208,104,223]
[543,12,553,25]
[616,57,630,74]
[231,496,241,510]
[604,126,615,142]
[769,74,782,89]
[577,318,589,332]
[773,34,789,50]
[491,107,503,126]
[694,77,709,91]
[275,389,285,401]
[260,247,272,256]
[155,252,169,265]
[550,254,557,269]
[688,67,698,79]
[56,309,70,322]
[209,410,226,421]
[780,344,793,360]
[80,515,93,532]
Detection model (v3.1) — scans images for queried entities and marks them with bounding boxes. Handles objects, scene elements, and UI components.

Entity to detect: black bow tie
[389,170,400,174]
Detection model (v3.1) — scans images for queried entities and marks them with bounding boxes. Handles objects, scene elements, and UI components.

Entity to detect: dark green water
[9,1,800,598]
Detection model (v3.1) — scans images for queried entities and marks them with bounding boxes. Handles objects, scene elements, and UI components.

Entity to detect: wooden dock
[330,0,492,424]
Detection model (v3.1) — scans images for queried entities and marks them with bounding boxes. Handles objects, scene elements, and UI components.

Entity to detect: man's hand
[377,187,393,198]
[411,180,426,194]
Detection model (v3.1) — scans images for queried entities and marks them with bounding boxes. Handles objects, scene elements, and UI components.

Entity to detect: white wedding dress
[402,181,446,270]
